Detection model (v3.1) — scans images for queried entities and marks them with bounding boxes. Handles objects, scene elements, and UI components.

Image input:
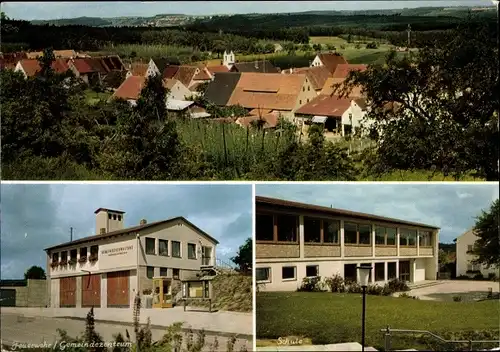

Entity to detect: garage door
[0,289,16,307]
[60,277,76,307]
[107,271,129,307]
[82,274,101,308]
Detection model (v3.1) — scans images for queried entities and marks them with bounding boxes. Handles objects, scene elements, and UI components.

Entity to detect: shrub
[325,274,344,293]
[456,275,470,280]
[452,295,462,302]
[142,288,152,295]
[298,276,323,292]
[399,292,419,299]
[346,281,362,294]
[367,284,384,296]
[387,278,410,292]
[473,273,485,280]
[366,42,378,49]
[487,273,497,281]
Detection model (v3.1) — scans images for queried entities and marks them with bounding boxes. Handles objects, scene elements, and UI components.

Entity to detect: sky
[1,183,252,279]
[256,183,499,244]
[1,1,494,20]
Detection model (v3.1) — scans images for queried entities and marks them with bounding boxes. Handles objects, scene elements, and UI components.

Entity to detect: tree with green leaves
[24,265,46,280]
[340,18,499,180]
[470,199,500,269]
[231,238,252,274]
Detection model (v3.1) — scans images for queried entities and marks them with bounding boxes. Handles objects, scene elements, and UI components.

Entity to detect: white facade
[223,51,235,69]
[146,59,161,78]
[341,100,369,136]
[455,228,499,278]
[14,61,27,79]
[310,55,323,68]
[255,198,439,292]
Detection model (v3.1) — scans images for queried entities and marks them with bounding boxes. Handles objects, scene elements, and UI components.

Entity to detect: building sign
[101,245,133,257]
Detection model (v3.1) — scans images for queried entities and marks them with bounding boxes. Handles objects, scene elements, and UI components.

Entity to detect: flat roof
[94,208,125,214]
[256,196,439,230]
[44,216,219,251]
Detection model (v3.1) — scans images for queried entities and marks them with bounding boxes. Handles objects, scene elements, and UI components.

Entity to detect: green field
[256,292,500,350]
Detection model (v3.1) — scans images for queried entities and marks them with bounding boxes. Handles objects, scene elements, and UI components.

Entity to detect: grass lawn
[256,292,499,350]
[84,90,111,105]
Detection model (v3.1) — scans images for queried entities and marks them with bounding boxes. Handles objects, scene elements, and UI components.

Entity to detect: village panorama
[1,2,498,181]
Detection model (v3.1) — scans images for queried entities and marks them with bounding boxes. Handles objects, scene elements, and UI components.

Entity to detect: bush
[325,274,344,293]
[399,292,419,300]
[387,278,410,293]
[346,281,362,294]
[456,275,470,280]
[298,276,323,292]
[473,273,485,280]
[487,273,497,281]
[366,42,378,49]
[452,295,462,302]
[367,284,384,296]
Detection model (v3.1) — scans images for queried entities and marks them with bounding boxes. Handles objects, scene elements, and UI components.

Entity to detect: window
[80,247,87,259]
[160,267,168,277]
[467,244,473,252]
[419,231,432,247]
[146,266,154,279]
[388,262,397,279]
[60,251,68,263]
[359,225,371,244]
[118,215,122,221]
[256,268,271,282]
[375,227,386,245]
[344,264,357,282]
[375,263,385,281]
[159,240,168,256]
[307,98,309,103]
[344,222,358,244]
[386,228,397,245]
[302,86,305,92]
[324,220,340,243]
[188,243,197,259]
[304,217,321,243]
[145,238,156,255]
[282,266,296,280]
[108,214,112,220]
[345,222,371,245]
[52,252,59,263]
[400,229,417,246]
[299,100,302,105]
[276,214,298,242]
[113,214,117,220]
[70,249,77,263]
[375,226,397,245]
[256,214,274,241]
[307,86,310,91]
[172,241,181,258]
[90,246,98,261]
[173,268,180,279]
[306,265,319,277]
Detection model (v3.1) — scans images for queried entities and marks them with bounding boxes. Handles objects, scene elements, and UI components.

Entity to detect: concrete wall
[414,258,426,282]
[456,229,498,277]
[1,280,48,307]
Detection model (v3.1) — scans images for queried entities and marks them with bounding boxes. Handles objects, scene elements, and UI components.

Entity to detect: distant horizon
[1,1,495,21]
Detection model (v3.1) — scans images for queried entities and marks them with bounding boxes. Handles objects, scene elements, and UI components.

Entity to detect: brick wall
[304,245,340,258]
[256,244,300,258]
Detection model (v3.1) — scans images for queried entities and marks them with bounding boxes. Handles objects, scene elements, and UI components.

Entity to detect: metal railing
[381,326,500,351]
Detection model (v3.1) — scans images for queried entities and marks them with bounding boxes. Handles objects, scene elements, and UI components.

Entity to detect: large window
[90,245,99,260]
[160,267,168,277]
[256,268,271,282]
[324,220,340,243]
[344,264,357,282]
[70,249,77,264]
[159,240,168,256]
[172,241,181,258]
[146,266,154,279]
[282,266,296,280]
[400,229,417,247]
[60,251,68,264]
[306,265,319,277]
[256,214,274,241]
[145,238,156,255]
[304,217,321,243]
[80,247,87,259]
[276,215,298,242]
[388,262,397,279]
[173,268,180,279]
[52,252,59,263]
[419,231,432,247]
[344,222,371,245]
[375,226,397,245]
[188,243,197,259]
[375,262,385,281]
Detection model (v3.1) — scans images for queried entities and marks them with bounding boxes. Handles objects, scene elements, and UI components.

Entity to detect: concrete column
[396,227,400,257]
[299,215,305,259]
[384,261,388,281]
[434,230,439,280]
[340,220,345,258]
[396,260,400,279]
[76,275,82,308]
[417,231,420,257]
[371,261,375,284]
[101,273,107,308]
[411,259,417,283]
[371,224,376,258]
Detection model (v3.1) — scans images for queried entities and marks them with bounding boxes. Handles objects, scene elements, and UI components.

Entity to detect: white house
[223,50,235,69]
[455,228,499,278]
[255,196,439,292]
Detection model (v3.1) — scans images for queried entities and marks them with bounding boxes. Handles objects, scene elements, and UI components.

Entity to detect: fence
[381,326,500,351]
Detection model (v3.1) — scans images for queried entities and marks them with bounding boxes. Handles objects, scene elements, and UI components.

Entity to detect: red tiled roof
[207,65,229,74]
[320,77,363,98]
[113,75,146,100]
[317,53,348,74]
[129,62,148,76]
[18,58,70,77]
[236,112,279,129]
[295,95,352,117]
[227,73,306,111]
[71,58,108,74]
[193,68,212,81]
[332,64,368,79]
[286,65,332,91]
[1,52,27,69]
[174,66,199,87]
[162,65,179,79]
[249,108,272,116]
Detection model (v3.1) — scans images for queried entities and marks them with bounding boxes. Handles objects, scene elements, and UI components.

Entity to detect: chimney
[94,208,125,235]
[140,219,147,225]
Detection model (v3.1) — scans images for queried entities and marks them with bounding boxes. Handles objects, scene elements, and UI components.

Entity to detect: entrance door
[201,246,212,266]
[399,261,411,282]
[82,274,101,307]
[60,277,76,307]
[107,271,129,307]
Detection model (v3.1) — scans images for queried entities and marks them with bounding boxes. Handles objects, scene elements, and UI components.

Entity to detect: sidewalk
[0,306,253,337]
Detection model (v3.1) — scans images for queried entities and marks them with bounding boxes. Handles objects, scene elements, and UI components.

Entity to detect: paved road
[1,313,251,351]
[408,280,500,301]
